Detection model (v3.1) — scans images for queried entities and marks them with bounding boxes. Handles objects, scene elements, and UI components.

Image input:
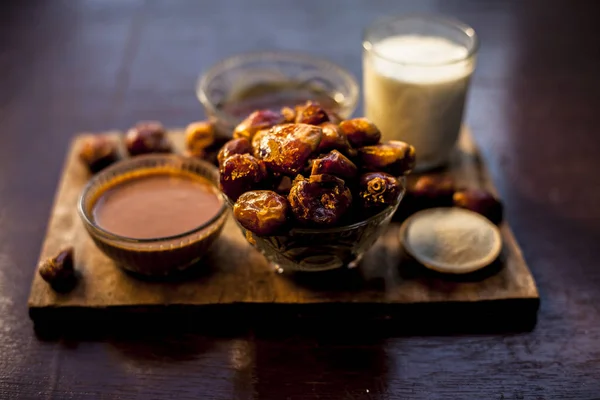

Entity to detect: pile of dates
[218,101,416,236]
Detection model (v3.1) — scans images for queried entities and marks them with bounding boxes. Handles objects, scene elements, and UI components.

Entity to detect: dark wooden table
[1,1,599,398]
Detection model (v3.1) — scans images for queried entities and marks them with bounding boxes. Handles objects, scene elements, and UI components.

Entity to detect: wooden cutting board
[28,128,539,328]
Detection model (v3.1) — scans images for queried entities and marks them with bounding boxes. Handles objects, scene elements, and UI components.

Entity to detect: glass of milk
[363,15,478,171]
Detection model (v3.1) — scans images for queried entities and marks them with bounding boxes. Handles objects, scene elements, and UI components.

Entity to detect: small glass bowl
[197,51,359,136]
[78,154,228,277]
[226,177,406,272]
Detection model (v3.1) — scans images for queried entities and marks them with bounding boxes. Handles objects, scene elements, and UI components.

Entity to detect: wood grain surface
[2,1,600,399]
[28,130,538,321]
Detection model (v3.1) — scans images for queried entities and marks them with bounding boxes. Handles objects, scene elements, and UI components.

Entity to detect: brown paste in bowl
[92,171,222,239]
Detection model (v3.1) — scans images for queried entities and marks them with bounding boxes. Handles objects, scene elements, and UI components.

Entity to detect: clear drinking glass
[363,14,478,171]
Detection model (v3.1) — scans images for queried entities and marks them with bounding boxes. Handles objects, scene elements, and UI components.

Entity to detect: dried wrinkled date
[233,190,290,236]
[125,121,172,156]
[358,140,416,176]
[358,172,403,210]
[396,175,455,220]
[453,188,504,225]
[311,150,357,179]
[295,101,330,125]
[288,174,352,226]
[254,123,322,175]
[38,247,77,292]
[251,129,268,158]
[317,122,354,155]
[79,135,119,173]
[281,106,296,123]
[185,121,214,157]
[410,175,455,208]
[219,153,268,201]
[217,137,251,166]
[339,118,381,147]
[294,101,342,124]
[233,109,285,141]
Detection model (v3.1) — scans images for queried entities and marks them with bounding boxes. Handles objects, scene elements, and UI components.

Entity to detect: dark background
[1,0,600,399]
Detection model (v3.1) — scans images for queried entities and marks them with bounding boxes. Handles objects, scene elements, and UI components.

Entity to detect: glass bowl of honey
[78,154,228,277]
[197,51,359,137]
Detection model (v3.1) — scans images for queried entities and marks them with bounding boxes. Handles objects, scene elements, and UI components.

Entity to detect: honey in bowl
[92,171,222,240]
[79,155,227,276]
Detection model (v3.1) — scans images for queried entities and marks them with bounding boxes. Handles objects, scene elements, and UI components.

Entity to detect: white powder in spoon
[404,208,501,273]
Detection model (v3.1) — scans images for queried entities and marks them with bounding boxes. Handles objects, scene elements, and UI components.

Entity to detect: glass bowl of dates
[78,154,228,277]
[197,51,359,137]
[217,102,415,272]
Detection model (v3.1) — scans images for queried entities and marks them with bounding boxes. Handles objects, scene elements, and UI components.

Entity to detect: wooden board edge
[29,298,540,337]
[28,293,541,311]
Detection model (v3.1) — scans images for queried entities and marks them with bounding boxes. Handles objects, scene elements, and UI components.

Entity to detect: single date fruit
[288,174,352,226]
[453,188,504,225]
[358,172,403,209]
[125,121,172,156]
[358,140,416,176]
[185,121,214,157]
[219,153,268,201]
[281,106,296,123]
[233,190,290,236]
[233,109,285,141]
[311,150,357,179]
[251,129,268,158]
[38,246,77,293]
[295,101,330,125]
[79,135,119,173]
[410,175,455,207]
[317,122,354,155]
[254,123,322,175]
[217,137,251,166]
[339,117,381,147]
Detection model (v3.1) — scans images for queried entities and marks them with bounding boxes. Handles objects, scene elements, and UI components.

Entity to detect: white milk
[364,35,475,170]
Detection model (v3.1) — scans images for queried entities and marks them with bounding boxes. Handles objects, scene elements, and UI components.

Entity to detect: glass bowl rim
[362,13,480,67]
[78,153,228,244]
[196,50,360,127]
[225,175,406,235]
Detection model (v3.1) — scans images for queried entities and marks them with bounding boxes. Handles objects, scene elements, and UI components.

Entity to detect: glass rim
[78,154,229,244]
[196,50,360,128]
[362,13,479,67]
